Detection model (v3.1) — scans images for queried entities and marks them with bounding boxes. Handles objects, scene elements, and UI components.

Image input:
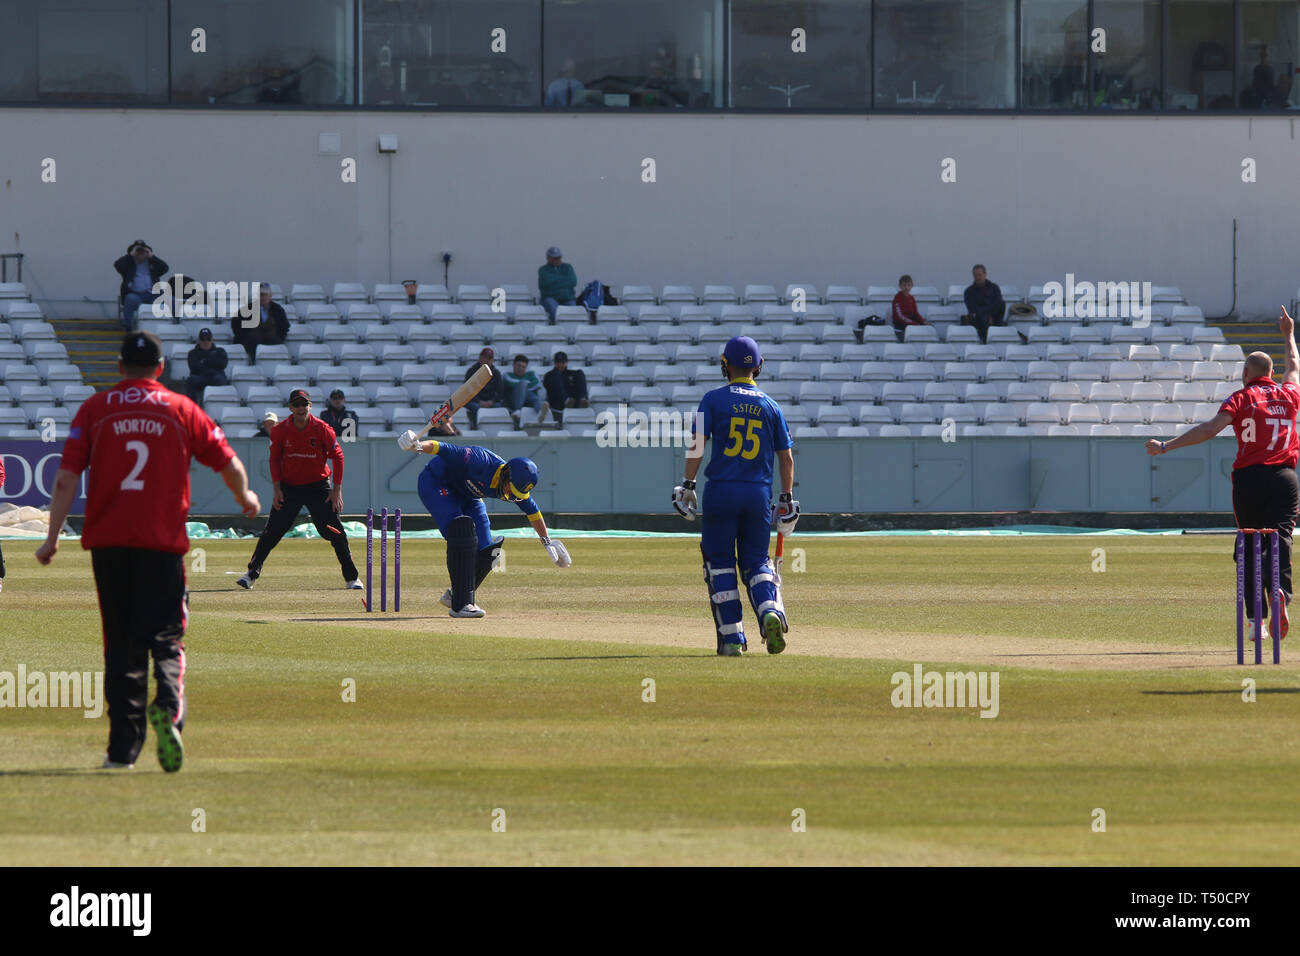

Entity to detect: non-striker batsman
[673,335,799,655]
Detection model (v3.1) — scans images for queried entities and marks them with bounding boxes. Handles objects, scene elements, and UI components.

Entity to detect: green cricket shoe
[147,702,184,773]
[762,611,787,655]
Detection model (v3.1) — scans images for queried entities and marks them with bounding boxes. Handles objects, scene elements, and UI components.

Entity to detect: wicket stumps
[365,507,401,612]
[1235,528,1282,665]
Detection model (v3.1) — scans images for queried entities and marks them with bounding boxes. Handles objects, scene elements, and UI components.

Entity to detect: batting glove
[541,536,572,568]
[776,493,801,536]
[397,430,421,451]
[672,479,698,520]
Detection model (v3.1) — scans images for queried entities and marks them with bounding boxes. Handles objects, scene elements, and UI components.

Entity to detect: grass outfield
[1,533,1297,866]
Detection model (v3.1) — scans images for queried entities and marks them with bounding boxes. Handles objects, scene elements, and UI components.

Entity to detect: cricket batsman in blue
[397,429,571,617]
[673,336,800,655]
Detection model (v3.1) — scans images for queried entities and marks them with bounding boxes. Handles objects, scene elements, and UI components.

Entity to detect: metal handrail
[0,253,23,283]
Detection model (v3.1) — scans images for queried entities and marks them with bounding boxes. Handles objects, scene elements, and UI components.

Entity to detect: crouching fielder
[397,429,571,617]
[673,335,799,656]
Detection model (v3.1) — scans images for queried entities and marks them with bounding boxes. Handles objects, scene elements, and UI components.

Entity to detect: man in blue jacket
[963,264,1006,345]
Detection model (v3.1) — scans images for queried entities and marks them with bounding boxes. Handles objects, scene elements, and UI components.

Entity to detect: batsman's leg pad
[703,554,746,653]
[475,535,505,589]
[743,560,785,629]
[447,516,479,611]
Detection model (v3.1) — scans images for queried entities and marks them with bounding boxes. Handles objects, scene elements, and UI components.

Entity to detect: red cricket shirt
[1220,377,1300,470]
[59,378,235,554]
[269,414,345,486]
[892,292,924,326]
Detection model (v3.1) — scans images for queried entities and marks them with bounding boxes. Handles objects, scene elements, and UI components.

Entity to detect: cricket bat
[773,531,785,586]
[422,364,493,436]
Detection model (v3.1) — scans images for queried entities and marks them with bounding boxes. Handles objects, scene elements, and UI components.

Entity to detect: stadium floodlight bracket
[378,134,398,154]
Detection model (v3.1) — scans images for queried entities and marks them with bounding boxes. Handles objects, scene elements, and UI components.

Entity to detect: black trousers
[1232,463,1299,611]
[91,548,188,765]
[968,311,1006,345]
[248,479,359,581]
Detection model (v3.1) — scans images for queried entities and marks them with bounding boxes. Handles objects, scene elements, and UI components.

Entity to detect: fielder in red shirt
[35,331,260,772]
[1147,308,1300,637]
[237,388,361,589]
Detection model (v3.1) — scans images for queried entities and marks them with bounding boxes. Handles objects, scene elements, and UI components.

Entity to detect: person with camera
[114,240,170,330]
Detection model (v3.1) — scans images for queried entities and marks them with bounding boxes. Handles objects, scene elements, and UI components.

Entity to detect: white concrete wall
[2,108,1297,318]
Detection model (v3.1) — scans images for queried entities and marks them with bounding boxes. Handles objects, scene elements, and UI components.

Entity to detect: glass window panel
[360,0,540,107]
[542,0,722,110]
[874,0,1015,110]
[1022,1,1088,110]
[170,0,353,105]
[1167,0,1234,110]
[0,0,167,104]
[730,1,869,110]
[1239,0,1300,110]
[1093,1,1162,110]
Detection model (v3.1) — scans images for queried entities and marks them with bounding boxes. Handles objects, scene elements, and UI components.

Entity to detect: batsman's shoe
[236,570,258,589]
[717,640,746,657]
[147,702,184,773]
[450,603,486,618]
[101,757,134,770]
[762,611,787,655]
[345,579,363,590]
[439,588,453,608]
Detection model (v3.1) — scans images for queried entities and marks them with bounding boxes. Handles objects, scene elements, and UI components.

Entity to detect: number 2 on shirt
[121,440,149,490]
[1266,417,1292,450]
[724,417,762,460]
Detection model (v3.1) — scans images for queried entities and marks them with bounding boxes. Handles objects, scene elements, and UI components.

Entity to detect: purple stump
[380,507,388,613]
[366,508,374,613]
[1253,531,1263,665]
[394,509,401,613]
[1236,531,1245,665]
[1271,531,1282,665]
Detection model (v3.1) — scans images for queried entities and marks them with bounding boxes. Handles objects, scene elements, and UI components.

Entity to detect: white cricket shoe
[450,604,486,618]
[101,758,134,770]
[439,588,453,608]
[345,579,363,590]
[236,573,256,590]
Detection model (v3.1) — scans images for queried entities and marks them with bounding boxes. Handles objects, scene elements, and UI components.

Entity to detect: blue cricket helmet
[504,457,539,500]
[722,335,762,376]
